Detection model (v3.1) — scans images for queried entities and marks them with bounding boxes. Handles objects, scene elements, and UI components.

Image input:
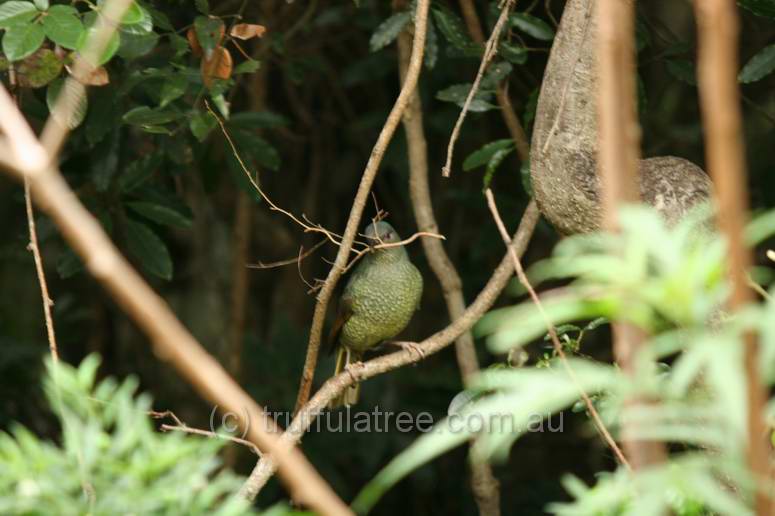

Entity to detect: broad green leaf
[738,0,775,18]
[119,153,162,193]
[32,0,47,10]
[46,78,87,129]
[126,201,193,228]
[739,44,775,83]
[125,219,172,280]
[0,1,37,29]
[189,111,216,141]
[117,30,158,58]
[233,58,260,74]
[2,21,45,61]
[41,6,83,49]
[500,42,527,65]
[481,61,513,89]
[15,47,61,88]
[194,15,223,54]
[369,11,411,52]
[76,25,121,65]
[482,147,513,190]
[436,83,497,112]
[510,13,555,41]
[123,106,181,125]
[463,139,513,171]
[666,59,697,85]
[232,130,280,171]
[120,1,144,25]
[159,75,187,107]
[432,6,478,51]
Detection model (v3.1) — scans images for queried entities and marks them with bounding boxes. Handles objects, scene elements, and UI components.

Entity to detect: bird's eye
[384,231,393,239]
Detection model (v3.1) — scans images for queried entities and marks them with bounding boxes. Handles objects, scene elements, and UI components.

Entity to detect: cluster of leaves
[0,354,274,514]
[353,205,775,515]
[0,0,284,281]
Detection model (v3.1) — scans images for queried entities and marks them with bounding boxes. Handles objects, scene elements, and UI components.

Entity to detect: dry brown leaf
[200,46,233,87]
[230,23,266,40]
[187,27,203,58]
[66,63,109,86]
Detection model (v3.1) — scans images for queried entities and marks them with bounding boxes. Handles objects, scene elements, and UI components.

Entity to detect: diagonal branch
[292,0,432,413]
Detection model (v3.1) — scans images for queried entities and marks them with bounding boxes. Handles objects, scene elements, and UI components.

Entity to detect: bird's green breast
[340,253,423,352]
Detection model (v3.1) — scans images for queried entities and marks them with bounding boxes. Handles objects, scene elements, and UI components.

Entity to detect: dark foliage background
[1,0,775,513]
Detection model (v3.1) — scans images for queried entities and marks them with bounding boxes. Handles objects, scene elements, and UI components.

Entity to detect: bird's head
[363,221,401,245]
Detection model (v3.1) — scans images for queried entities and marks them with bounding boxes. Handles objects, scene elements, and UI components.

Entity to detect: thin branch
[241,201,540,499]
[484,189,631,471]
[291,0,432,414]
[694,0,770,511]
[597,0,666,469]
[396,11,500,513]
[0,87,352,516]
[247,239,327,269]
[442,0,516,177]
[160,424,262,456]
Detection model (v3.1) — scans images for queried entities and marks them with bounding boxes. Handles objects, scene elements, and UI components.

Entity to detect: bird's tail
[329,347,361,408]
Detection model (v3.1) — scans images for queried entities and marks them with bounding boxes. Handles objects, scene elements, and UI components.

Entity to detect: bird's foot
[388,340,425,360]
[344,361,365,383]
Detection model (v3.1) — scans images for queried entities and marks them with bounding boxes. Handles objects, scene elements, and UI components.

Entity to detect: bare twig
[694,0,770,510]
[291,0,432,414]
[442,0,516,177]
[160,424,262,456]
[396,12,501,514]
[240,201,540,499]
[247,239,327,269]
[0,87,352,516]
[484,189,631,470]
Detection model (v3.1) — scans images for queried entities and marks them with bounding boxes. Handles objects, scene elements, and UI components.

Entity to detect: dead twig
[160,424,262,456]
[247,239,328,269]
[442,0,516,177]
[485,188,631,471]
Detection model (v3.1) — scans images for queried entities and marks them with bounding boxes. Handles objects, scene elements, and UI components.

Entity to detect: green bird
[328,221,423,408]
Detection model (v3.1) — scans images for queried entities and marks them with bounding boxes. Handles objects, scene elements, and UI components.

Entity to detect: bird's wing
[327,294,353,355]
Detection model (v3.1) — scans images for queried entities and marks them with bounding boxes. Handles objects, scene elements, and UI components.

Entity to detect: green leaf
[15,47,61,88]
[120,1,144,25]
[32,0,47,10]
[665,59,697,85]
[432,6,478,52]
[119,153,162,193]
[85,87,118,146]
[0,1,37,29]
[123,106,181,126]
[369,11,411,52]
[76,26,121,65]
[195,0,210,15]
[233,58,260,74]
[510,13,555,41]
[159,75,187,107]
[738,0,775,18]
[117,30,158,58]
[232,130,280,171]
[189,110,216,141]
[46,78,87,129]
[481,61,513,89]
[739,44,775,83]
[500,42,527,65]
[3,21,45,61]
[125,219,173,280]
[463,139,514,171]
[41,6,83,49]
[126,201,192,228]
[436,83,497,112]
[194,15,223,54]
[482,147,513,190]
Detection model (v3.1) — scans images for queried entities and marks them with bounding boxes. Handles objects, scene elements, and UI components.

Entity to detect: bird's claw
[390,341,425,360]
[344,361,365,382]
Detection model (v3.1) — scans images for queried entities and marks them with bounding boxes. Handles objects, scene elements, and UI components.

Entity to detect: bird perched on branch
[328,221,423,408]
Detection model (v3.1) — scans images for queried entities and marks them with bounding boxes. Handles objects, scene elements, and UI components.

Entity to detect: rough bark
[530,0,712,235]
